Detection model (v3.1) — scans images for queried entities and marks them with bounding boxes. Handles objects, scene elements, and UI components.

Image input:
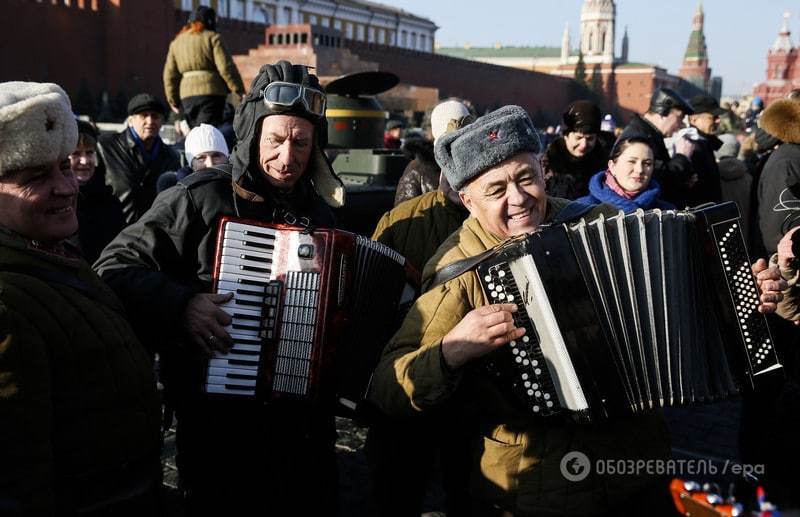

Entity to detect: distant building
[678,2,722,98]
[437,0,706,120]
[176,0,437,52]
[753,12,800,105]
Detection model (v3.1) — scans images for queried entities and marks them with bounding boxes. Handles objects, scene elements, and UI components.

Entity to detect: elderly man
[371,105,786,516]
[98,93,181,224]
[685,94,725,207]
[542,100,613,199]
[619,88,696,207]
[94,61,343,515]
[0,83,162,515]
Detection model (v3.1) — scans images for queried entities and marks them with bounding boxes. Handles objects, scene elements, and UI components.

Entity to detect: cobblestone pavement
[160,403,746,516]
[161,417,373,516]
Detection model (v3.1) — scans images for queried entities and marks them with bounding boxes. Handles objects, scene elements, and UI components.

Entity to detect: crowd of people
[2,5,800,517]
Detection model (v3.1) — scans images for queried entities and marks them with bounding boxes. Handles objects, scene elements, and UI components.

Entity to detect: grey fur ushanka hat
[0,82,77,176]
[434,105,542,191]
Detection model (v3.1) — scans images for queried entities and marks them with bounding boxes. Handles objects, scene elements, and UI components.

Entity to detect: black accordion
[204,217,411,412]
[476,203,782,421]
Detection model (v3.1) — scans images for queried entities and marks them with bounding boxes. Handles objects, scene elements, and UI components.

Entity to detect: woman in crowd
[68,120,125,263]
[163,6,244,128]
[577,136,675,213]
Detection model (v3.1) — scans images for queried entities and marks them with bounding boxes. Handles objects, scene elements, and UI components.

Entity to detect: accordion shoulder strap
[429,200,598,288]
[430,246,498,289]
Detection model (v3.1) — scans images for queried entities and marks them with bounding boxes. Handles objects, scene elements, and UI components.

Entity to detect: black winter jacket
[98,129,181,225]
[71,172,126,264]
[619,115,694,206]
[758,143,800,254]
[542,132,614,199]
[686,130,723,207]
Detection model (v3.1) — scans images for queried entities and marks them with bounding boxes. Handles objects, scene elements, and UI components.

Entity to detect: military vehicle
[324,71,409,235]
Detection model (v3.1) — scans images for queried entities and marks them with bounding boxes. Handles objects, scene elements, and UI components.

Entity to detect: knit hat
[562,100,601,134]
[0,81,77,176]
[435,105,542,191]
[715,133,740,160]
[184,123,229,164]
[431,100,471,142]
[127,93,167,116]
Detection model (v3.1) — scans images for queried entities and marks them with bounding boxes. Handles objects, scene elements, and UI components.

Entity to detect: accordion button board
[476,203,782,421]
[482,266,560,414]
[695,206,782,384]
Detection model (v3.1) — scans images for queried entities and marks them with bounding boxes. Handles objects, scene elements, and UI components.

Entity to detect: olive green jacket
[163,29,245,107]
[372,190,468,273]
[370,197,671,515]
[0,229,161,514]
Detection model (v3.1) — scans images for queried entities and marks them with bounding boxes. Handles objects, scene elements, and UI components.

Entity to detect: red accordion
[205,216,412,411]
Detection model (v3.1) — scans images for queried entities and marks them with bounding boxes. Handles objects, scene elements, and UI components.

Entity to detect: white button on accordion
[204,216,411,411]
[476,203,782,421]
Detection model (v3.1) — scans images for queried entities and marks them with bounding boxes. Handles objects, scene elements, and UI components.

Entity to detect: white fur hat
[184,123,229,164]
[0,82,77,176]
[431,100,471,142]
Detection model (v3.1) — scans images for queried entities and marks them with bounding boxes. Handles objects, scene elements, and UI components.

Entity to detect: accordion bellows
[477,202,782,421]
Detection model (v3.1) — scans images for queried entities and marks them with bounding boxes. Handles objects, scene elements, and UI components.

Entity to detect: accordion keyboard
[207,222,281,396]
[482,263,561,415]
[712,219,781,378]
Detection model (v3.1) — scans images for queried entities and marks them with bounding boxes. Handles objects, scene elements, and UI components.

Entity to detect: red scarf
[604,169,644,200]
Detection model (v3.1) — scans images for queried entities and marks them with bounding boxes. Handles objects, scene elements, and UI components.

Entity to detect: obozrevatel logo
[560,451,590,482]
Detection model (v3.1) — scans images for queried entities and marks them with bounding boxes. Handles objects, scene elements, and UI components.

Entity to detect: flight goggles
[262,82,326,118]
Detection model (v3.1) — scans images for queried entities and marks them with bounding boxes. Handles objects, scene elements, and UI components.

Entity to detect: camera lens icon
[560,451,590,482]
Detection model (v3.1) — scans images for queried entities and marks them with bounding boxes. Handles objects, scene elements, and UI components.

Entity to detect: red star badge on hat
[488,130,499,142]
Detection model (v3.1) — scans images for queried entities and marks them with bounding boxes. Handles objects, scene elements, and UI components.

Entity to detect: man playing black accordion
[95,61,344,515]
[370,105,786,517]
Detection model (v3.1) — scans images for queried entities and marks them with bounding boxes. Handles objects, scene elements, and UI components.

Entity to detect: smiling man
[0,82,161,515]
[94,61,344,516]
[370,106,678,516]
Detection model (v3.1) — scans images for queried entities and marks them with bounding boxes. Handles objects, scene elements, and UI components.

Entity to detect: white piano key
[205,384,255,396]
[208,367,257,378]
[220,243,274,261]
[220,255,272,270]
[206,375,255,387]
[209,358,259,371]
[228,343,262,353]
[219,263,271,282]
[216,275,269,291]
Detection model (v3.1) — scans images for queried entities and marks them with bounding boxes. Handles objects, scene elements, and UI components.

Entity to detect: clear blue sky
[395,0,793,97]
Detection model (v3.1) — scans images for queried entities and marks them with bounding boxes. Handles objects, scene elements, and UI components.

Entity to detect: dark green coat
[0,228,161,515]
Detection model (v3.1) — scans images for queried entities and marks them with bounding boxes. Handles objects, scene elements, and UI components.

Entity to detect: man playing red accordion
[95,61,345,515]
